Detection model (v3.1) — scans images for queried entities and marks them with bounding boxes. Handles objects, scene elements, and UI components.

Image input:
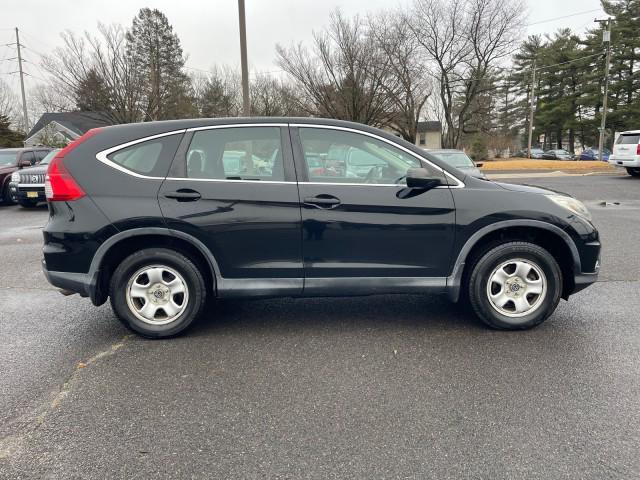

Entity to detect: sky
[0,0,606,101]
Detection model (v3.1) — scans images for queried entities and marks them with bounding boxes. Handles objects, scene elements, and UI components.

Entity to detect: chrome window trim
[95,129,186,180]
[291,123,465,188]
[165,177,294,185]
[94,122,465,188]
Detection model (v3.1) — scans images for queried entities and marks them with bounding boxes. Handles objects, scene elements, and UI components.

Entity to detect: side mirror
[406,168,444,189]
[474,162,484,168]
[20,160,31,168]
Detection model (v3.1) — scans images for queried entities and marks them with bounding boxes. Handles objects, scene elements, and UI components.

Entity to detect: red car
[0,148,51,204]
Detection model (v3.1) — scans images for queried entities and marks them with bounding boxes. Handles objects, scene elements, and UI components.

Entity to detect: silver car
[427,149,486,178]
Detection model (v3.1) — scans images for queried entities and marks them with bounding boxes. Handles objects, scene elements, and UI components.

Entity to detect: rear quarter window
[106,134,182,177]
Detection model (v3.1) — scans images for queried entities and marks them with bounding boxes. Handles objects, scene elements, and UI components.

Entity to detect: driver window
[298,128,430,185]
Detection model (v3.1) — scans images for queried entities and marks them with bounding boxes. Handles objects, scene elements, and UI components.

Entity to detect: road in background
[1,174,638,479]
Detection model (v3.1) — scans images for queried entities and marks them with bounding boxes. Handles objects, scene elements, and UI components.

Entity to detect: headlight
[10,171,20,182]
[547,194,592,221]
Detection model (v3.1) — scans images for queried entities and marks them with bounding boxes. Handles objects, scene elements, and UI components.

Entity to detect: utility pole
[595,18,612,162]
[15,27,29,132]
[527,63,536,159]
[238,0,250,116]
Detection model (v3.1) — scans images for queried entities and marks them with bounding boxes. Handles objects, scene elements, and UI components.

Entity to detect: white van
[609,130,640,177]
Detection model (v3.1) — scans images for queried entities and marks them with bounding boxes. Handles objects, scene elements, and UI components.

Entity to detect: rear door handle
[164,189,202,202]
[303,194,341,209]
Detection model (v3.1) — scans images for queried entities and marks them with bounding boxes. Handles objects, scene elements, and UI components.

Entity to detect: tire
[18,198,39,208]
[2,182,16,205]
[109,248,207,338]
[468,242,562,330]
[626,167,640,177]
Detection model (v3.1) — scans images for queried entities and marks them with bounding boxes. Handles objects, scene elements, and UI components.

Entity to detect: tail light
[637,144,640,156]
[45,128,101,202]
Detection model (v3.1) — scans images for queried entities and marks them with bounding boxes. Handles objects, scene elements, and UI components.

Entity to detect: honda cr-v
[42,118,600,337]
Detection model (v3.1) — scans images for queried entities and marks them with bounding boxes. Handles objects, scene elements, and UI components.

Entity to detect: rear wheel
[626,167,640,177]
[468,242,562,330]
[109,248,207,338]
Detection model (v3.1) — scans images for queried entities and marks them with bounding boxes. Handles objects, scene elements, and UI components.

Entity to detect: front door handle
[164,189,202,202]
[303,194,341,209]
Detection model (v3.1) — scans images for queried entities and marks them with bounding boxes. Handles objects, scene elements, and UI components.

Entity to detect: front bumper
[609,156,640,168]
[10,183,46,202]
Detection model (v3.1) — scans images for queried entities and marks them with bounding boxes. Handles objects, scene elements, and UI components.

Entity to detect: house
[25,112,113,147]
[382,121,442,149]
[414,121,442,149]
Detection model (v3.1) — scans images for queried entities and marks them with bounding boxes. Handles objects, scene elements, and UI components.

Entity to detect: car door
[290,125,457,293]
[159,124,303,296]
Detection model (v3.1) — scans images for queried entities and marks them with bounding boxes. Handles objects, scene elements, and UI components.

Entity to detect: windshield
[39,149,60,166]
[0,151,18,167]
[431,151,474,168]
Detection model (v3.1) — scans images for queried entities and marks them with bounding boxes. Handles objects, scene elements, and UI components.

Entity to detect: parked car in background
[513,148,544,159]
[9,149,60,207]
[0,147,52,204]
[609,130,640,177]
[41,118,600,338]
[428,149,486,178]
[579,148,610,161]
[542,149,575,160]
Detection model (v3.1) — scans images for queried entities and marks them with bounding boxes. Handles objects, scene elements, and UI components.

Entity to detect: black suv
[42,118,600,338]
[0,147,51,204]
[9,149,59,207]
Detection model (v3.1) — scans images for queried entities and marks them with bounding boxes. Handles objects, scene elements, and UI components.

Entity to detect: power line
[526,8,602,27]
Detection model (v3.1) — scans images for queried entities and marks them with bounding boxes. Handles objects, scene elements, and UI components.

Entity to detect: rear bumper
[609,156,640,168]
[42,259,102,304]
[42,259,92,297]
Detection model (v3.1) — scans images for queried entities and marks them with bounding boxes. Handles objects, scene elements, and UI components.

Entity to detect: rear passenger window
[108,135,182,176]
[185,127,284,181]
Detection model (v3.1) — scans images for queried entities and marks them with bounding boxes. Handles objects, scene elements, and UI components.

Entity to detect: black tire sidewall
[469,242,562,330]
[2,183,16,205]
[110,249,206,338]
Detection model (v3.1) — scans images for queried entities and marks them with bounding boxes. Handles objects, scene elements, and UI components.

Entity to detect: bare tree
[276,10,393,126]
[0,79,18,122]
[250,74,307,117]
[192,66,241,118]
[369,12,433,143]
[42,24,146,123]
[409,0,525,147]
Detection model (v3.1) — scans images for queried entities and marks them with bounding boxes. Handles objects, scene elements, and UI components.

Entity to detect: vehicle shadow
[188,294,484,337]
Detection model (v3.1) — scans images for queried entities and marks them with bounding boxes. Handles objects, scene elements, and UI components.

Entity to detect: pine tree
[75,69,111,112]
[0,115,24,147]
[126,8,194,120]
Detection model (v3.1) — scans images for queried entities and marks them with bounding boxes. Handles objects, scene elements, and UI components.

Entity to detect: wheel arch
[89,228,220,306]
[447,220,581,302]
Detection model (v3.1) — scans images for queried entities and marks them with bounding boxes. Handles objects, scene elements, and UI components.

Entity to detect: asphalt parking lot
[1,172,639,479]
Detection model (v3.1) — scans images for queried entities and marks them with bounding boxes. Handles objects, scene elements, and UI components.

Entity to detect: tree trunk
[568,128,575,154]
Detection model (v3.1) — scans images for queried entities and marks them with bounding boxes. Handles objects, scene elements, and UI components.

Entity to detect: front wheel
[626,167,640,177]
[468,242,562,330]
[109,248,207,338]
[2,183,16,205]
